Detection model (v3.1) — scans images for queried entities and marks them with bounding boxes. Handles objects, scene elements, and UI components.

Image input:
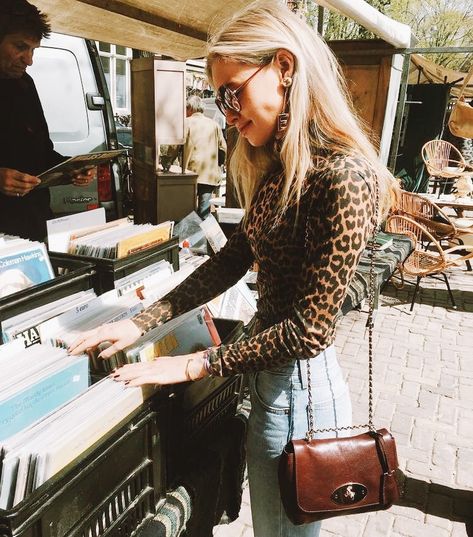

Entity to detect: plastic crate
[183,375,243,441]
[177,318,244,436]
[164,319,245,484]
[0,255,96,343]
[0,402,164,537]
[181,318,244,438]
[49,237,179,294]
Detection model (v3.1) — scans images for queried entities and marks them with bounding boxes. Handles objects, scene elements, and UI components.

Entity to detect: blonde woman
[70,1,395,535]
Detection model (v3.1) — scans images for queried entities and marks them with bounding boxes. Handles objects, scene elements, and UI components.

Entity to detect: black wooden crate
[49,237,179,294]
[163,318,245,484]
[0,403,164,537]
[0,255,96,343]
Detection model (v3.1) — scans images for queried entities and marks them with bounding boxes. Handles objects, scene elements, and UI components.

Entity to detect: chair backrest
[385,214,447,272]
[393,190,457,240]
[421,140,466,178]
[386,214,421,248]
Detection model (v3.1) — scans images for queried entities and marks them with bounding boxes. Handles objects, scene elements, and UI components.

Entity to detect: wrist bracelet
[185,350,214,381]
[202,348,213,375]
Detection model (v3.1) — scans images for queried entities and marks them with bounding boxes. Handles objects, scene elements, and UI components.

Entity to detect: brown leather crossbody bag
[278,180,400,525]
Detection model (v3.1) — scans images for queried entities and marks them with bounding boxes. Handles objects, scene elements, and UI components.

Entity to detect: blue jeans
[197,184,216,219]
[247,345,352,537]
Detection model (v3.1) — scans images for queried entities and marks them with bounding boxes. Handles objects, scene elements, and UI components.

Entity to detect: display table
[0,325,245,537]
[450,218,473,248]
[418,193,473,218]
[134,163,197,224]
[156,168,198,223]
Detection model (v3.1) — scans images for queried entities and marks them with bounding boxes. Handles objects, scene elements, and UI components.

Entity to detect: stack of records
[0,235,54,298]
[0,373,153,509]
[68,220,174,259]
[38,289,144,354]
[1,289,96,348]
[47,208,174,259]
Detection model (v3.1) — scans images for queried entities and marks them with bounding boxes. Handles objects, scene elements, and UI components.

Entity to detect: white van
[28,33,124,218]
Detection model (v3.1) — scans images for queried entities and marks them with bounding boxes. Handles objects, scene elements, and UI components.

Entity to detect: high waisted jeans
[246,345,352,537]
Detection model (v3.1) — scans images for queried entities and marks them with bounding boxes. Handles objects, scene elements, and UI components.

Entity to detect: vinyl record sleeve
[37,150,124,188]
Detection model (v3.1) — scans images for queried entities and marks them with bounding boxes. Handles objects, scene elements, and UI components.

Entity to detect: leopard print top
[133,152,376,376]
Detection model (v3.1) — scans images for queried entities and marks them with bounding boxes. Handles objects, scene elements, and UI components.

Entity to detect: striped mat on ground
[341,233,413,315]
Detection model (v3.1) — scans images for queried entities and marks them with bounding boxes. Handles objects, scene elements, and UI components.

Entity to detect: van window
[29,47,89,143]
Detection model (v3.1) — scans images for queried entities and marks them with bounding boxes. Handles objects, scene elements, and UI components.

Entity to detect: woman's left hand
[111,352,206,387]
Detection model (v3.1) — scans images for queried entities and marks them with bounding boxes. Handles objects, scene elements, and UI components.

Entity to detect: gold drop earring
[277,76,292,135]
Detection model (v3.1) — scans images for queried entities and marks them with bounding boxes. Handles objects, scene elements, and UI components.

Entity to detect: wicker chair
[385,214,473,311]
[393,190,472,271]
[421,140,473,196]
[394,190,457,240]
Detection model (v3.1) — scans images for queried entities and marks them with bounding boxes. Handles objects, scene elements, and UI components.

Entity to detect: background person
[181,95,226,219]
[69,1,396,536]
[0,0,93,241]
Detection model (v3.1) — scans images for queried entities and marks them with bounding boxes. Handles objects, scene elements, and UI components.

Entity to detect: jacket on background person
[0,0,94,241]
[183,105,227,188]
[0,71,64,241]
[182,95,227,219]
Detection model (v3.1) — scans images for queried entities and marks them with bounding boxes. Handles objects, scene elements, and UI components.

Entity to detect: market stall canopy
[409,55,473,99]
[317,0,411,48]
[29,0,254,59]
[30,0,411,59]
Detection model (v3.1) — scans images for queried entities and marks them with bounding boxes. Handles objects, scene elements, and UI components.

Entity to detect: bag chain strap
[305,179,380,441]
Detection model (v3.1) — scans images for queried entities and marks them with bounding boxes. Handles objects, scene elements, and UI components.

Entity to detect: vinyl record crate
[0,255,95,343]
[0,402,164,537]
[49,237,179,294]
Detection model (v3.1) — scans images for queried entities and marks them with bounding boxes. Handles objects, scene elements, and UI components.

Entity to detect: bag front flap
[293,429,398,513]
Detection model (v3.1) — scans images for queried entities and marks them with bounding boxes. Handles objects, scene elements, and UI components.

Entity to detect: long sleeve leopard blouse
[132,153,376,376]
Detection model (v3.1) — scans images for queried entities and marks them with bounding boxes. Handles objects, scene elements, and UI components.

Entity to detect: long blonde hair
[206,0,396,219]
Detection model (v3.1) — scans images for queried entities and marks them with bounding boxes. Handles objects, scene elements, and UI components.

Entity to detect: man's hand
[0,167,40,197]
[72,166,95,187]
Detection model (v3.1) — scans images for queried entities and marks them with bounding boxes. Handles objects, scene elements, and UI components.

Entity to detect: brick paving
[214,262,473,537]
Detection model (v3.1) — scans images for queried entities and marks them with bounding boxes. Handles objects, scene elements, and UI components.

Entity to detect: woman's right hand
[68,319,142,359]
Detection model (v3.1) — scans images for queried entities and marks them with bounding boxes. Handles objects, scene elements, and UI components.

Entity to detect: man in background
[0,0,92,241]
[182,95,226,219]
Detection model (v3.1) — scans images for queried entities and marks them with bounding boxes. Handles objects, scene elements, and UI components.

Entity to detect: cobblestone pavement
[214,263,473,537]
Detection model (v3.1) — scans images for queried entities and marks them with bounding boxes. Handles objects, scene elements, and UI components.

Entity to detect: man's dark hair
[0,0,51,42]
